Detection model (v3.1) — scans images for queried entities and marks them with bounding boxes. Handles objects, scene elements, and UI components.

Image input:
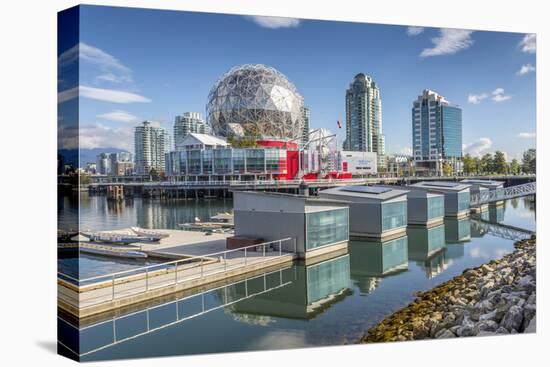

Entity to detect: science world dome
[206,64,304,140]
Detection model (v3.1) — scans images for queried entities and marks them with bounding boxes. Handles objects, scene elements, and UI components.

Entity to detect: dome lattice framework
[207,64,304,140]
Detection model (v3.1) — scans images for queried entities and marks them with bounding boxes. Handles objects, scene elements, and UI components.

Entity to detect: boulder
[500,305,524,332]
[435,329,456,339]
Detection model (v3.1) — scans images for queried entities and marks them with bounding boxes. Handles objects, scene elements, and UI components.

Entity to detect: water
[58,194,536,361]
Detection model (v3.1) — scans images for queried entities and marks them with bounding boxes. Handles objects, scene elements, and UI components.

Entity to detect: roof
[319,185,409,201]
[181,133,229,147]
[409,181,470,192]
[233,190,350,213]
[460,179,504,188]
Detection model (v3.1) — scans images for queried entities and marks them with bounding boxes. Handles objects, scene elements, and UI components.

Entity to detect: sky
[59,5,537,161]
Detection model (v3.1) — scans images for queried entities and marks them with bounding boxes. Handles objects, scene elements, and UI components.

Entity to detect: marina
[58,193,536,360]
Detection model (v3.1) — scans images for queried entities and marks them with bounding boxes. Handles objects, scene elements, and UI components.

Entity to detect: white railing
[58,238,296,308]
[470,182,536,206]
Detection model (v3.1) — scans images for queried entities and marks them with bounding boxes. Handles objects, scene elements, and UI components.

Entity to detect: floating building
[318,185,408,240]
[405,189,444,226]
[408,181,471,218]
[407,225,448,278]
[232,191,349,259]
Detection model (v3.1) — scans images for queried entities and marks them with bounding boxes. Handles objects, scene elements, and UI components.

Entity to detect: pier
[58,230,297,318]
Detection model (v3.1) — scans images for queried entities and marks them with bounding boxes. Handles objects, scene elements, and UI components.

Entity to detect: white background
[0,0,546,365]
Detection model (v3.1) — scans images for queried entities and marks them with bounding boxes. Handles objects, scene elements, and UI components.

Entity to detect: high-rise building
[134,121,168,175]
[344,73,385,167]
[301,106,310,144]
[412,89,462,176]
[174,112,210,151]
[96,153,110,175]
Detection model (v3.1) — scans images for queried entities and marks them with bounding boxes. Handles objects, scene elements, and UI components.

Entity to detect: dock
[58,229,297,318]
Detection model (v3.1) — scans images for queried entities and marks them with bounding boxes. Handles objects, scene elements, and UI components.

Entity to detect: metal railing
[58,266,295,357]
[58,237,297,308]
[470,182,536,206]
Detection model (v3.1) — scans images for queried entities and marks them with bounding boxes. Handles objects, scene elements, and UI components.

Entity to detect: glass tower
[412,90,462,175]
[344,73,385,167]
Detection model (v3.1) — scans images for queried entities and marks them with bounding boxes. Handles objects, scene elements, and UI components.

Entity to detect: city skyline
[63,5,536,160]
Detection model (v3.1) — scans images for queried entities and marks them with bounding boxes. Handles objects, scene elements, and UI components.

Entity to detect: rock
[479,309,497,322]
[526,293,536,305]
[495,327,509,334]
[456,325,475,337]
[435,328,456,339]
[474,320,499,334]
[481,264,494,274]
[522,303,536,324]
[517,275,533,287]
[480,281,495,297]
[500,305,524,332]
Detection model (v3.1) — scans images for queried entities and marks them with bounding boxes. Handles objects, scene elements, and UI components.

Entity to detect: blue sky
[60,5,537,160]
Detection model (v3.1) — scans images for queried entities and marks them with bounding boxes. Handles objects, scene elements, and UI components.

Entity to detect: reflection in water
[59,266,296,357]
[489,205,505,223]
[349,236,408,295]
[231,254,351,320]
[408,225,448,278]
[445,217,471,243]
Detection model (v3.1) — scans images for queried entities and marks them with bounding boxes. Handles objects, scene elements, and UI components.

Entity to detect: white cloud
[491,88,511,102]
[463,138,492,157]
[420,28,474,57]
[79,123,133,150]
[97,110,138,123]
[407,26,425,36]
[518,132,536,138]
[468,93,488,104]
[247,15,300,29]
[58,86,151,104]
[519,34,536,54]
[58,42,133,83]
[517,63,535,76]
[400,146,413,155]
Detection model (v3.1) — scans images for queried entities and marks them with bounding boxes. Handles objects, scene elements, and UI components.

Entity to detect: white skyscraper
[174,112,211,151]
[134,121,168,175]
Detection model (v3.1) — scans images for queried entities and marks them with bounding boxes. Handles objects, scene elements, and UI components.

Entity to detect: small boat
[130,227,170,240]
[210,212,234,225]
[79,246,148,259]
[80,231,159,244]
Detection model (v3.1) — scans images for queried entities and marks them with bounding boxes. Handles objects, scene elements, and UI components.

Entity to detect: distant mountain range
[59,148,131,168]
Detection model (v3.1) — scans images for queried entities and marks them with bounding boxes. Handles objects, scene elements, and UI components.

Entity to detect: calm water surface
[58,193,536,360]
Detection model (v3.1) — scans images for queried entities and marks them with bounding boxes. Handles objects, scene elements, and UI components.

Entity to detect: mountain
[59,148,131,168]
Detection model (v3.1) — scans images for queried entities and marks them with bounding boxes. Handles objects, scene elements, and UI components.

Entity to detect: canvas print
[57,5,537,361]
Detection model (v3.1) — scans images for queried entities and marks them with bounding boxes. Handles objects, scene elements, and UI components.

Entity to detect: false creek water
[57,193,535,360]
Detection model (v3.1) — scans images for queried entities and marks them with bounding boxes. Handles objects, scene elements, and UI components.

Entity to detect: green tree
[149,167,160,181]
[480,153,493,174]
[442,162,453,176]
[493,151,507,174]
[522,148,536,174]
[463,154,476,175]
[510,158,521,175]
[79,173,91,185]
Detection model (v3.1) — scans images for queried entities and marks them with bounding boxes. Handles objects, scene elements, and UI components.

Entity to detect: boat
[79,245,148,259]
[210,212,234,225]
[130,227,170,240]
[80,231,160,244]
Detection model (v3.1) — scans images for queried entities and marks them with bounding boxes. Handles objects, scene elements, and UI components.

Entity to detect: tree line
[462,148,536,175]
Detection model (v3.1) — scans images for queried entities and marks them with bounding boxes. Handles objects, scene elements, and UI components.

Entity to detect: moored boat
[130,227,170,240]
[80,231,159,244]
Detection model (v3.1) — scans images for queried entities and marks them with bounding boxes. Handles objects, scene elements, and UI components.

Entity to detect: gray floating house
[405,189,445,227]
[408,181,471,218]
[318,185,408,240]
[232,191,349,259]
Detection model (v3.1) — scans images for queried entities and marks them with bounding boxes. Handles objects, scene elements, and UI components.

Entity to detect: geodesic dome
[206,64,304,140]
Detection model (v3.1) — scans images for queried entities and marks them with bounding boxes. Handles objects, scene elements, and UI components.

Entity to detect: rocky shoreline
[360,236,536,343]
